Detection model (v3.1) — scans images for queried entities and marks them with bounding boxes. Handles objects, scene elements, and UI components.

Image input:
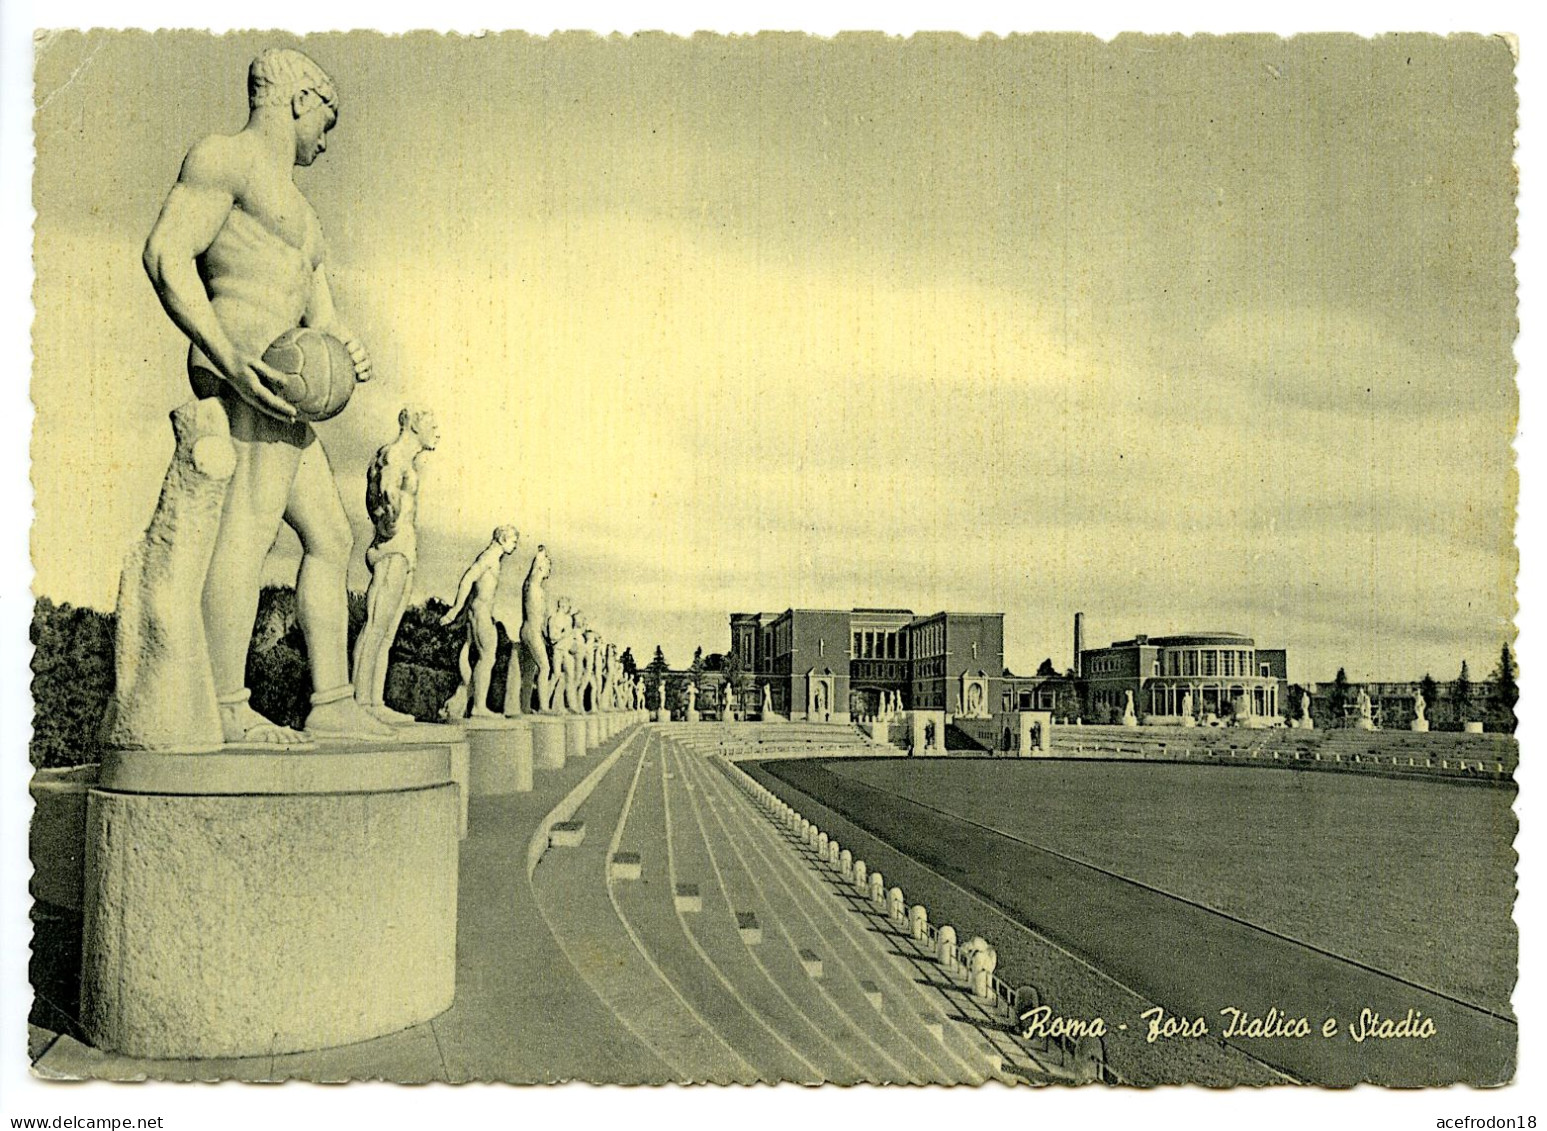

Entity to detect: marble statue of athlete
[142,47,387,743]
[353,406,440,724]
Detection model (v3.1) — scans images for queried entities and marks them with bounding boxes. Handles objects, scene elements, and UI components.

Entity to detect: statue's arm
[304,266,372,382]
[440,561,483,625]
[143,139,296,420]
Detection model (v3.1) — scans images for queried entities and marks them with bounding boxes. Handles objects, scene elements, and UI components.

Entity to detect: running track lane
[760,758,1515,1086]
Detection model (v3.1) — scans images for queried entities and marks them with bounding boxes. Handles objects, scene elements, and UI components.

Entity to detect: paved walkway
[33,725,1023,1085]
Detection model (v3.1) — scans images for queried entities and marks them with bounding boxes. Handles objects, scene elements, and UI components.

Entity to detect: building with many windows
[1077,616,1289,726]
[728,608,1008,722]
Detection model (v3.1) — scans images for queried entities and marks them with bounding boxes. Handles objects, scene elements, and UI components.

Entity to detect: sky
[29,31,1518,682]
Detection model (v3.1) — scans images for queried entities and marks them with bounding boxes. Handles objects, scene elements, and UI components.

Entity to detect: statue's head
[493,525,520,553]
[526,544,552,581]
[556,596,572,614]
[401,405,440,450]
[249,48,338,166]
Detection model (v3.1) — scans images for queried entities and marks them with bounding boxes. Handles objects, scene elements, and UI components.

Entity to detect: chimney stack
[1073,612,1084,678]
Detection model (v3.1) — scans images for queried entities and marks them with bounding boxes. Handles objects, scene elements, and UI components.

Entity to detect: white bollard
[967,939,997,1000]
[839,848,853,878]
[869,871,886,909]
[937,925,957,971]
[853,859,867,890]
[817,832,829,857]
[889,887,907,926]
[909,904,928,941]
[827,841,841,867]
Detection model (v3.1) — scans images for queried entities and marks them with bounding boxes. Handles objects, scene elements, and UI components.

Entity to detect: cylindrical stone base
[466,718,534,794]
[530,717,568,769]
[585,715,603,748]
[1411,719,1430,733]
[81,745,458,1060]
[565,718,588,759]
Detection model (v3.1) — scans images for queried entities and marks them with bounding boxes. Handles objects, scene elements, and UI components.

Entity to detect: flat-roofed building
[729,607,1007,722]
[1079,622,1289,726]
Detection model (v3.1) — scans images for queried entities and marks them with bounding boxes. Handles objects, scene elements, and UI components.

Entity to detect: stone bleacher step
[736,911,763,945]
[798,948,824,979]
[859,979,883,1010]
[609,851,642,881]
[549,820,586,848]
[674,883,702,913]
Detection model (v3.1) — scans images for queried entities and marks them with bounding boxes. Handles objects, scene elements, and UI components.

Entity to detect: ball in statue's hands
[260,327,357,423]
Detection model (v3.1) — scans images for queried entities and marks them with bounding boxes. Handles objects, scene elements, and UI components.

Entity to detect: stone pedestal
[81,743,459,1060]
[1353,717,1376,731]
[584,714,603,748]
[1464,721,1485,734]
[1016,710,1052,756]
[1181,716,1196,728]
[1121,713,1138,727]
[1297,717,1314,730]
[565,717,588,759]
[653,709,669,723]
[381,722,470,838]
[464,716,534,795]
[1411,719,1430,733]
[906,710,947,756]
[685,708,700,724]
[529,716,569,770]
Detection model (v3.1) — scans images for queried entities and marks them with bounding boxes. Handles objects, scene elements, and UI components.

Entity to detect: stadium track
[757,756,1516,1086]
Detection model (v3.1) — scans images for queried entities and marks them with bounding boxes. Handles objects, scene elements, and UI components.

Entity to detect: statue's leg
[284,437,393,739]
[203,401,309,744]
[354,554,415,723]
[469,612,498,716]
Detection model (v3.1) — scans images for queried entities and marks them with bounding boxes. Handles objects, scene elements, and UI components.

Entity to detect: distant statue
[513,546,551,715]
[544,597,580,713]
[439,526,520,719]
[685,681,698,713]
[964,680,986,718]
[812,679,830,720]
[573,617,597,711]
[658,680,668,713]
[720,684,734,720]
[353,406,439,725]
[1181,690,1194,718]
[762,682,773,716]
[1300,687,1313,720]
[1413,690,1427,722]
[1357,688,1373,718]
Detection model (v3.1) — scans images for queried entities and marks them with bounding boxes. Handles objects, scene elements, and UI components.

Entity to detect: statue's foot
[218,691,313,747]
[305,685,397,740]
[365,703,419,726]
[469,706,498,718]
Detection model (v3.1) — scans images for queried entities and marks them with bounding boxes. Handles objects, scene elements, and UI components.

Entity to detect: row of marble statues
[427,514,648,721]
[103,48,647,750]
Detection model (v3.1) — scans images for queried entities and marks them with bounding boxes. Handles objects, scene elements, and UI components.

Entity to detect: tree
[690,646,705,681]
[1490,643,1518,733]
[1419,673,1438,712]
[1036,657,1057,677]
[1454,660,1474,726]
[645,645,669,683]
[1328,668,1350,727]
[1055,684,1080,722]
[702,651,726,672]
[620,647,638,681]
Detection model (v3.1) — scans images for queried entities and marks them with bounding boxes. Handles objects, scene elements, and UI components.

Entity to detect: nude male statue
[143,48,388,743]
[544,598,580,713]
[353,406,439,724]
[439,526,521,719]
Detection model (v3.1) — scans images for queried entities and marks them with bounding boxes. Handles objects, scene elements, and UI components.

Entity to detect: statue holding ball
[142,47,387,742]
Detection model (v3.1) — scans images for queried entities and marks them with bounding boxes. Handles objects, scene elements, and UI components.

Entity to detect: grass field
[828,759,1517,1016]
